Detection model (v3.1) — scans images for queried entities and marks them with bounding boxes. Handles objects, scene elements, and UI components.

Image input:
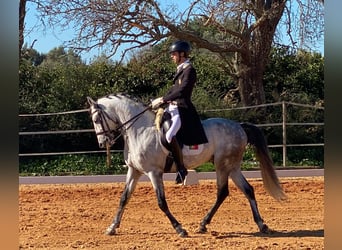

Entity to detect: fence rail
[19,101,324,167]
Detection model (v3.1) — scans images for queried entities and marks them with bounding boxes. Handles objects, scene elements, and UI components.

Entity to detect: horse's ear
[87,96,96,106]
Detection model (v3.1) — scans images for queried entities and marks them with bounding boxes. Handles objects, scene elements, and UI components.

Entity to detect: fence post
[282,101,287,167]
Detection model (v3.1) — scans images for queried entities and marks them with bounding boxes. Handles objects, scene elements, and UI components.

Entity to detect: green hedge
[19,154,126,176]
[19,145,323,176]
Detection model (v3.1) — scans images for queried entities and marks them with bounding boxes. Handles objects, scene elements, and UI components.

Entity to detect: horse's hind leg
[198,168,229,233]
[106,166,141,235]
[148,170,188,237]
[230,169,269,233]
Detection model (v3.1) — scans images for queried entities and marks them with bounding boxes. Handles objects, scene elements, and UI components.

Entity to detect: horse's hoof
[179,229,188,238]
[105,229,115,235]
[175,169,188,185]
[260,224,270,234]
[196,225,207,234]
[105,225,116,235]
[175,225,188,237]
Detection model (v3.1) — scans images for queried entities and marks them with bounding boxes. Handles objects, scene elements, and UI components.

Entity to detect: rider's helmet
[169,40,191,56]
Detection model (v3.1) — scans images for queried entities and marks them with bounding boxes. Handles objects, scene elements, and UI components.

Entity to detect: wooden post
[282,101,287,167]
[106,142,111,167]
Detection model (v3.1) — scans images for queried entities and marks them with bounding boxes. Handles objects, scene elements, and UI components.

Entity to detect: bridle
[91,103,152,145]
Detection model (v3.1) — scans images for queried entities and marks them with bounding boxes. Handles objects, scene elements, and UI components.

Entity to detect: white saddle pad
[182,144,204,156]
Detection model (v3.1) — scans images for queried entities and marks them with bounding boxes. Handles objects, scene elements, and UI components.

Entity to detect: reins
[115,104,152,131]
[93,103,152,145]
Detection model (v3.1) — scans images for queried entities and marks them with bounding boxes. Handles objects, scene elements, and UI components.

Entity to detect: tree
[41,47,83,65]
[19,0,27,59]
[21,46,46,66]
[264,47,324,104]
[28,0,323,106]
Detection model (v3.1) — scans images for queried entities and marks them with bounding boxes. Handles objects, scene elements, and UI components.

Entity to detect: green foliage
[41,46,83,66]
[19,154,126,176]
[264,46,324,104]
[195,163,215,172]
[286,147,323,168]
[21,46,46,66]
[195,58,230,95]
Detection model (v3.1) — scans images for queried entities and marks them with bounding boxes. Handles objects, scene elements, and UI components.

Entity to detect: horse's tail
[240,122,286,201]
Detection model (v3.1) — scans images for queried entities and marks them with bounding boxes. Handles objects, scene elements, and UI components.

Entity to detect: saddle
[155,108,178,148]
[154,108,204,172]
[154,108,180,172]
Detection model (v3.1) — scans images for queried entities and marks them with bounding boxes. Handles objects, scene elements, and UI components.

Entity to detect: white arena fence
[19,101,324,167]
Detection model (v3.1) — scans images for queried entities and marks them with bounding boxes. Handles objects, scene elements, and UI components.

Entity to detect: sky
[24,1,191,63]
[24,1,324,63]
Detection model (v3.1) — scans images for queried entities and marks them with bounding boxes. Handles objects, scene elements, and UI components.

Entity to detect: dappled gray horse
[88,93,286,237]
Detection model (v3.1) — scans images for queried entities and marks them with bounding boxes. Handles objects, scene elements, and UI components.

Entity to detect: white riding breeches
[165,104,181,143]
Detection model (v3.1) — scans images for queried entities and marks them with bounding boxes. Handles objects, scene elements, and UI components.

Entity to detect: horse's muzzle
[99,137,114,148]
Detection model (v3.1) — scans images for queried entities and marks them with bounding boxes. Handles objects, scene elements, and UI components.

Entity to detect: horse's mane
[98,93,156,124]
[101,93,149,108]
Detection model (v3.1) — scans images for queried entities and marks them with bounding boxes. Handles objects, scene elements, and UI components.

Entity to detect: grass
[19,149,322,176]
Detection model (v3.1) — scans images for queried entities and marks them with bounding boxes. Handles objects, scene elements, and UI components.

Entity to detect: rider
[152,40,208,184]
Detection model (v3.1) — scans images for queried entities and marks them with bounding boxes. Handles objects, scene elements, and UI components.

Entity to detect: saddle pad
[182,144,204,156]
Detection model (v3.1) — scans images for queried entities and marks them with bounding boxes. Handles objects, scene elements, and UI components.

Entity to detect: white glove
[151,97,164,109]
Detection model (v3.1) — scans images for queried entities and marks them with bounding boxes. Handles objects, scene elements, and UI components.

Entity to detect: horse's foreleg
[230,169,269,233]
[198,177,229,234]
[149,171,188,237]
[106,167,141,235]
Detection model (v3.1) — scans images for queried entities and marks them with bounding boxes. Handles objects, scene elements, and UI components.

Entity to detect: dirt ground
[19,176,324,249]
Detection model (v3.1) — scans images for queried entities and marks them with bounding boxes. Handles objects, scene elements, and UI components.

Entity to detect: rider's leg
[165,112,181,143]
[169,136,188,184]
[165,107,188,184]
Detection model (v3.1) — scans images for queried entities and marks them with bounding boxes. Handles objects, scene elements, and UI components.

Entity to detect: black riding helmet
[169,40,191,54]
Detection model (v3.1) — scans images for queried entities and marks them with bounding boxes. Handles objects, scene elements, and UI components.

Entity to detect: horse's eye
[93,115,101,124]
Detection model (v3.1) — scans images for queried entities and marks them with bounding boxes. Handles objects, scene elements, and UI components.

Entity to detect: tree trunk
[234,1,285,107]
[237,57,266,106]
[19,0,27,59]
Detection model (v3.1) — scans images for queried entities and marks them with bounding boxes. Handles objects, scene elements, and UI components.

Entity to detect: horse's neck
[110,101,154,134]
[113,102,155,154]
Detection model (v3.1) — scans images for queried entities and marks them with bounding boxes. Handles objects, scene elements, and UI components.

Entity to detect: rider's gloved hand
[151,97,164,109]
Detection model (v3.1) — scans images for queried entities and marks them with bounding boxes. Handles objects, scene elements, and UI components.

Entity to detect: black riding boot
[169,137,188,184]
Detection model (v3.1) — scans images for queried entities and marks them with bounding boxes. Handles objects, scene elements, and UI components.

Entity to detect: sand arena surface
[19,177,323,249]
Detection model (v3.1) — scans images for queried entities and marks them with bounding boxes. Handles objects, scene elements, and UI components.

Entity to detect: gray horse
[87,93,286,237]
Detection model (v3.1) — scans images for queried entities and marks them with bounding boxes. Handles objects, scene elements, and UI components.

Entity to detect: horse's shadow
[213,229,324,239]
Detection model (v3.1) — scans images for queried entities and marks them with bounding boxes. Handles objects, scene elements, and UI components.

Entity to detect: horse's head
[87,96,120,148]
